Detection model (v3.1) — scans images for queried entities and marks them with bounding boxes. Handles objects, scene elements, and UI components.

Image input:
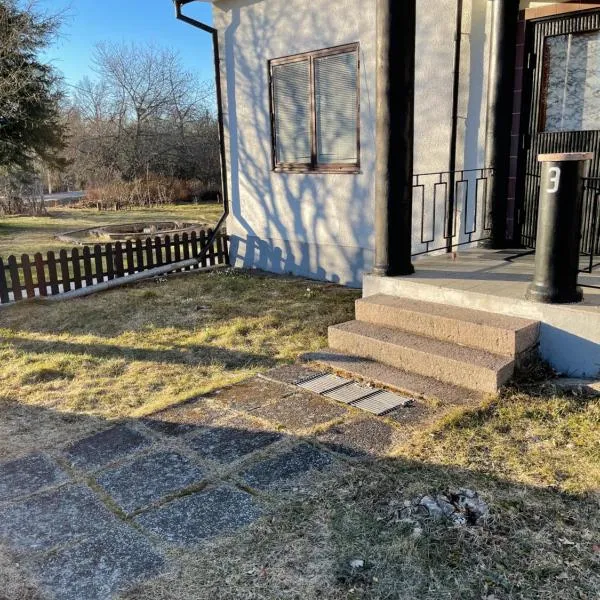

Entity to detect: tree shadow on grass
[1,335,277,370]
[0,390,598,600]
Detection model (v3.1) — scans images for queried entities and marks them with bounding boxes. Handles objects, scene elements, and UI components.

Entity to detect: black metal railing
[581,177,600,274]
[411,167,493,257]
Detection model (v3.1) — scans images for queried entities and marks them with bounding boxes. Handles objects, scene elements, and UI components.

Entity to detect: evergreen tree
[0,1,66,170]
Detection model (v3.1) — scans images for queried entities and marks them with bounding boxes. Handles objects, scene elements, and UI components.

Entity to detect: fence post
[72,248,82,289]
[164,234,172,264]
[182,232,190,270]
[94,245,104,283]
[199,230,207,268]
[215,233,224,264]
[7,256,21,301]
[223,234,230,265]
[126,240,135,275]
[0,257,9,304]
[105,243,114,280]
[114,242,125,277]
[173,234,181,265]
[47,251,60,295]
[207,228,216,266]
[135,239,144,273]
[60,249,71,292]
[22,254,35,298]
[154,236,163,267]
[82,247,94,287]
[34,253,47,297]
[145,238,154,270]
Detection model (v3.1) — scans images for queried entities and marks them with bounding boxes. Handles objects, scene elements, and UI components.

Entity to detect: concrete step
[328,320,515,394]
[356,294,539,357]
[302,350,485,406]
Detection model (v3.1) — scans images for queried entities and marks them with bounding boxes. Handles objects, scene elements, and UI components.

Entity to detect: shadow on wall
[219,0,491,286]
[221,1,376,287]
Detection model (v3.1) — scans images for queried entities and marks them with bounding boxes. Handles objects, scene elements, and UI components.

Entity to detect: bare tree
[65,41,219,194]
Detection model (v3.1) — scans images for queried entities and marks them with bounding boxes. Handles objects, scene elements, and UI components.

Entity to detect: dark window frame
[269,42,361,174]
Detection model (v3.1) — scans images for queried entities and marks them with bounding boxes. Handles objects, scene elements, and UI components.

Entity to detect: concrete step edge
[356,294,540,356]
[328,321,515,393]
[301,350,487,405]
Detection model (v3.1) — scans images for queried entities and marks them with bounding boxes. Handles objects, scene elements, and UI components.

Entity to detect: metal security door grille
[519,10,600,255]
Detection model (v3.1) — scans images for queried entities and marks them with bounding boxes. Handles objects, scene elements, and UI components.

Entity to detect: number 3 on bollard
[547,167,561,193]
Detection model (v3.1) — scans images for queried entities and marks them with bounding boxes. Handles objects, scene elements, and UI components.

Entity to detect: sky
[38,0,216,92]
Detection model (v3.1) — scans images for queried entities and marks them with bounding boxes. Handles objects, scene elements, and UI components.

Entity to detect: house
[177,0,600,385]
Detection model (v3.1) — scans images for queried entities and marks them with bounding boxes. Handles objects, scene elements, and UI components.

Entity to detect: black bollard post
[526,152,593,304]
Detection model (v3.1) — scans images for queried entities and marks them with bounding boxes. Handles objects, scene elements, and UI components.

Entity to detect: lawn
[0,270,598,599]
[0,269,359,418]
[0,202,223,258]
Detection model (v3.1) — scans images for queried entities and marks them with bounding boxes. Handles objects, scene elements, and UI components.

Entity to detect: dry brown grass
[122,439,600,600]
[0,269,359,418]
[0,272,598,599]
[0,202,223,257]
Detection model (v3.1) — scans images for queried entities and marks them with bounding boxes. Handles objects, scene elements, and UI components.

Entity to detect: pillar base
[371,263,415,277]
[525,283,583,304]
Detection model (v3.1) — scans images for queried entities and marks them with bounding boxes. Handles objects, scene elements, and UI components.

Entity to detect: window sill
[273,166,361,175]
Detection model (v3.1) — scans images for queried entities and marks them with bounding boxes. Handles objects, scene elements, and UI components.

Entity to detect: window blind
[314,51,358,164]
[272,60,311,164]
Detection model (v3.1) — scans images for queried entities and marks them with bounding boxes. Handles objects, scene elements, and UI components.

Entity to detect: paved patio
[0,365,461,600]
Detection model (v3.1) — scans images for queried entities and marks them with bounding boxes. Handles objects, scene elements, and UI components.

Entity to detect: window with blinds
[269,43,360,173]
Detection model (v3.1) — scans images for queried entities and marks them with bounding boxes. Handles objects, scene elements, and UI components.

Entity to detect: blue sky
[39,0,216,91]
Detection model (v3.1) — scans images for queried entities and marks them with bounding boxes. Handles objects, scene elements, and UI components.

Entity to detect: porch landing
[363,249,600,378]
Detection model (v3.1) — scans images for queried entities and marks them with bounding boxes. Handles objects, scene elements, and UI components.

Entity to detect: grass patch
[0,269,359,417]
[0,271,598,599]
[0,203,223,257]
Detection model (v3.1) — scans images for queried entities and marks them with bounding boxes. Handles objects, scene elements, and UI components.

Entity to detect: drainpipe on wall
[373,0,416,277]
[447,0,464,252]
[174,0,230,222]
[484,0,520,248]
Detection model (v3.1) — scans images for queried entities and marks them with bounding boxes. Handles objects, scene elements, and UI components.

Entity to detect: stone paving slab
[96,451,205,515]
[30,526,164,600]
[142,398,227,437]
[187,416,283,463]
[135,486,262,546]
[0,453,68,501]
[261,364,323,386]
[62,425,151,471]
[252,390,348,432]
[316,417,398,458]
[210,377,292,412]
[0,484,117,552]
[241,443,333,490]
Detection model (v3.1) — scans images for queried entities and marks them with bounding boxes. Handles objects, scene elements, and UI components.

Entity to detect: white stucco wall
[214,0,492,286]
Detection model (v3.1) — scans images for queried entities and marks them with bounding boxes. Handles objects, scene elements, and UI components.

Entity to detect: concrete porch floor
[408,248,600,307]
[363,248,600,377]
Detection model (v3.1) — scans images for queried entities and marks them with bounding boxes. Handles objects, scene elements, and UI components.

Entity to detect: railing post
[526,152,592,303]
[373,0,415,277]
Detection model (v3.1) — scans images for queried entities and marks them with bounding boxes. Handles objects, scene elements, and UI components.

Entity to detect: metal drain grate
[324,382,377,404]
[292,371,326,386]
[351,390,413,416]
[297,373,349,394]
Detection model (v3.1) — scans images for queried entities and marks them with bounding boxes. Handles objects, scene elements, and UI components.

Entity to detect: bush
[0,172,45,215]
[81,175,201,210]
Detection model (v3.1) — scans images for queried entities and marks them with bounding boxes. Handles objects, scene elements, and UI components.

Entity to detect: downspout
[484,0,520,248]
[447,0,464,252]
[174,0,229,225]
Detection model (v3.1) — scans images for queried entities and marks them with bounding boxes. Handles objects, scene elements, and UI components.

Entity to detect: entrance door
[519,10,600,255]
